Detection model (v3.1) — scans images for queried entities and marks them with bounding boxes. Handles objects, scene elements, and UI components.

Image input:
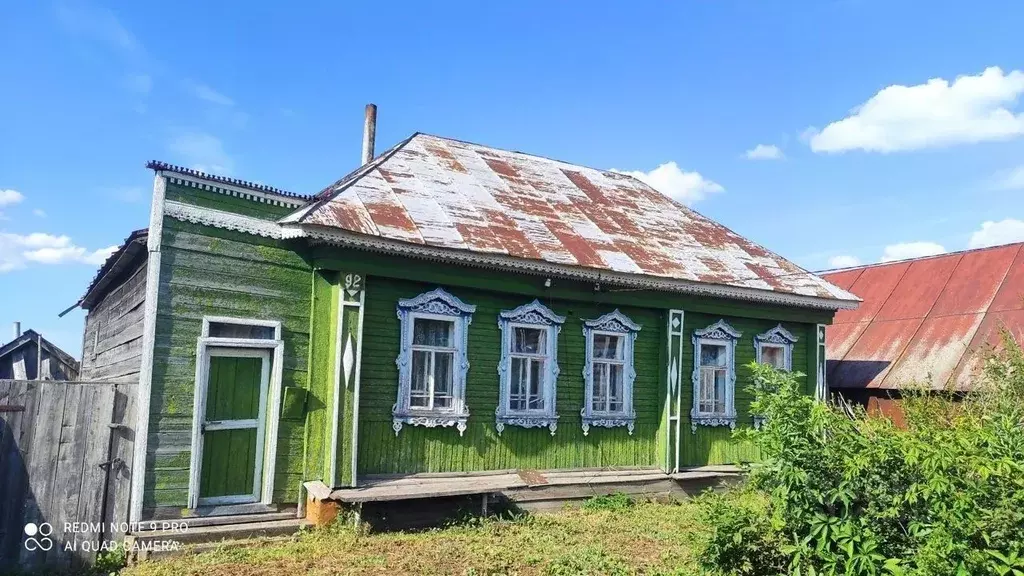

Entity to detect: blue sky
[2,0,1023,357]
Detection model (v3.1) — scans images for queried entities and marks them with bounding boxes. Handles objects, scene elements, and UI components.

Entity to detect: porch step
[128,518,311,562]
[172,510,299,529]
[134,517,310,544]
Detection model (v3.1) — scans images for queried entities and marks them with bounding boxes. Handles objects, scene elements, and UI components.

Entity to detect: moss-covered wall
[145,182,311,510]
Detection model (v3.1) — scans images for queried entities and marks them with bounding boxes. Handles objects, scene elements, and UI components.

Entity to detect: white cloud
[880,242,946,262]
[0,189,24,206]
[809,67,1024,153]
[186,80,234,106]
[612,162,724,205]
[55,3,139,54]
[168,132,235,175]
[829,255,862,268]
[967,218,1024,249]
[0,232,116,272]
[744,144,784,160]
[992,165,1024,190]
[32,209,46,218]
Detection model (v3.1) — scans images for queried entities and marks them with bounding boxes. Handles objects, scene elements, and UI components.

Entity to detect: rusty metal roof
[822,242,1024,390]
[283,133,857,308]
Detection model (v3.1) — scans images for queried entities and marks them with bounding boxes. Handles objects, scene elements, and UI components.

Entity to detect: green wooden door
[199,352,268,504]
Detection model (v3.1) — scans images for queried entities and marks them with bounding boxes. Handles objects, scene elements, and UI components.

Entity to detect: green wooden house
[77,125,857,524]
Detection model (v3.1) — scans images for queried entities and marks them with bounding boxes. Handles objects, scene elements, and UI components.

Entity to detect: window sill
[689,414,736,433]
[392,409,470,437]
[581,412,636,436]
[494,412,559,436]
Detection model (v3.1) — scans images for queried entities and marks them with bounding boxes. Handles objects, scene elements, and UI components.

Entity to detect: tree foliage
[696,332,1024,576]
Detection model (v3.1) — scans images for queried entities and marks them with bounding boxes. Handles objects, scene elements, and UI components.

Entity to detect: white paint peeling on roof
[286,133,859,302]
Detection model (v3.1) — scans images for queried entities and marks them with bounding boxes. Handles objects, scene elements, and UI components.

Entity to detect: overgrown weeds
[695,331,1024,576]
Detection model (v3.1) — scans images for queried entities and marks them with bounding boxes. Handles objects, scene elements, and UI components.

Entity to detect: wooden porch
[304,466,744,528]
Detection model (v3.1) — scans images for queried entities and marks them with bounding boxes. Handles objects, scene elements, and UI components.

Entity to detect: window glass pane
[714,368,727,413]
[411,350,430,407]
[592,334,623,360]
[608,364,623,412]
[529,359,544,410]
[512,327,546,354]
[593,363,609,411]
[510,357,527,411]
[761,345,786,369]
[209,322,274,339]
[413,318,453,347]
[433,351,454,409]
[699,368,715,413]
[700,344,727,367]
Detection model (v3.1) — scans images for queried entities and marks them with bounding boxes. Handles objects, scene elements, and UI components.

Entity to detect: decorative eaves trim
[164,202,857,311]
[293,223,858,311]
[154,165,309,208]
[164,201,300,239]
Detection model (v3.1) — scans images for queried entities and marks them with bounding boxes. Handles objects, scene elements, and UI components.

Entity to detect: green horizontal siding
[146,217,312,509]
[164,182,296,220]
[679,313,812,466]
[357,277,665,474]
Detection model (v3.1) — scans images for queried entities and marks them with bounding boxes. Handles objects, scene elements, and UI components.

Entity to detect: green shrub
[694,487,787,576]
[695,331,1024,576]
[581,492,635,512]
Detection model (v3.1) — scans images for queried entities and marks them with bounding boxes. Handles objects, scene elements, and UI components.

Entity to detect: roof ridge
[147,161,311,200]
[291,133,420,223]
[816,240,1024,273]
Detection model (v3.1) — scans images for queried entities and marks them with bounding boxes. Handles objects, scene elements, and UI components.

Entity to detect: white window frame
[393,288,475,436]
[690,319,741,433]
[187,316,284,510]
[496,300,564,436]
[752,324,798,428]
[581,310,641,436]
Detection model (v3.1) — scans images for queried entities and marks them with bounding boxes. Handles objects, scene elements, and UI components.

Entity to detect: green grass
[123,499,706,575]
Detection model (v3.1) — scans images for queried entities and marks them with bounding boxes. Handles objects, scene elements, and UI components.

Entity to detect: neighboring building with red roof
[821,242,1024,420]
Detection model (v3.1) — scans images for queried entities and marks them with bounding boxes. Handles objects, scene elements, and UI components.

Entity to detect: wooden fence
[0,380,136,572]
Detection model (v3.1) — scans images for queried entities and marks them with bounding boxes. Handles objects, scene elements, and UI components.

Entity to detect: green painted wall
[308,249,827,477]
[146,182,312,510]
[356,276,666,474]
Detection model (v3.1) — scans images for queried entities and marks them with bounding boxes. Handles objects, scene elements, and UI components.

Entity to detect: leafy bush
[694,487,787,576]
[695,332,1024,576]
[581,492,635,512]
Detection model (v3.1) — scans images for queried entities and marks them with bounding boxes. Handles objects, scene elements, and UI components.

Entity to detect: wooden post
[481,493,489,517]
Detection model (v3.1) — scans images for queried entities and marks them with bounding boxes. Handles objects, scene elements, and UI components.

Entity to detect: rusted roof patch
[283,133,857,306]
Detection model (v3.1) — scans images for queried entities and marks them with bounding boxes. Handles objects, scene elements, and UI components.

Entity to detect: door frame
[187,317,284,510]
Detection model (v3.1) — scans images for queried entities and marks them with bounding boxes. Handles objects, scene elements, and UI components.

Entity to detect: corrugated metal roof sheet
[823,242,1024,390]
[285,133,858,304]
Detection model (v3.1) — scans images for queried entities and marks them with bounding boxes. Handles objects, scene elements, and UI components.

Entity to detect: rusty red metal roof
[283,133,857,307]
[822,242,1024,390]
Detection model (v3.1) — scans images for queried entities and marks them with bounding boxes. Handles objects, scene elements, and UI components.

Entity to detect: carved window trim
[393,288,475,436]
[752,324,798,429]
[495,300,565,436]
[581,310,641,436]
[754,324,797,371]
[691,320,741,433]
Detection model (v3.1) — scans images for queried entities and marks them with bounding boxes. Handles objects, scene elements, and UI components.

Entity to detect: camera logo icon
[24,523,53,551]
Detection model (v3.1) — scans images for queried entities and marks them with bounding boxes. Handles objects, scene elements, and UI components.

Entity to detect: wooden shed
[0,326,79,380]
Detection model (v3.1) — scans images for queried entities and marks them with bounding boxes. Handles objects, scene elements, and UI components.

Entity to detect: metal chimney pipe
[362,103,377,165]
[13,321,20,339]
